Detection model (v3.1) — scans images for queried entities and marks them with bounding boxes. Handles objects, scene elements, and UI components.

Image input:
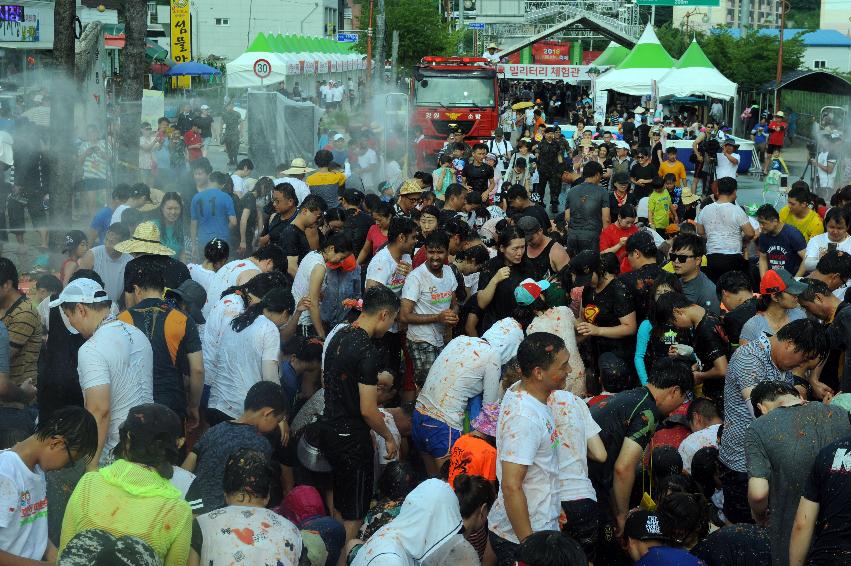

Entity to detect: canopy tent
[225,32,366,89]
[657,39,736,100]
[591,42,630,67]
[165,61,222,77]
[594,25,675,96]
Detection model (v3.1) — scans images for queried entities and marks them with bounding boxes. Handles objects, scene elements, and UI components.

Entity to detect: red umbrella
[150,62,170,75]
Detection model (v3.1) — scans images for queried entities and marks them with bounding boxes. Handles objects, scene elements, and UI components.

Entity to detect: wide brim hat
[282,157,315,175]
[114,221,176,256]
[137,187,164,213]
[680,187,700,205]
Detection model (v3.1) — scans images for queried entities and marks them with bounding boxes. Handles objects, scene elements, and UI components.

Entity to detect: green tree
[353,0,461,69]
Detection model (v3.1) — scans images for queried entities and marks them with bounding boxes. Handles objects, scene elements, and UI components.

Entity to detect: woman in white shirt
[799,207,851,275]
[207,287,293,421]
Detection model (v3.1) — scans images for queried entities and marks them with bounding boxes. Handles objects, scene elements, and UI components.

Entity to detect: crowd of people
[4,80,851,566]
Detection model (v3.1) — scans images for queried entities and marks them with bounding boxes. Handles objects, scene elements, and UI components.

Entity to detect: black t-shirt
[581,277,636,360]
[510,204,551,232]
[462,162,495,193]
[478,257,534,333]
[691,524,771,566]
[651,141,664,171]
[630,162,657,202]
[609,191,638,219]
[438,208,465,228]
[637,124,651,148]
[323,325,379,430]
[278,223,311,262]
[722,297,758,347]
[193,115,213,138]
[622,121,636,143]
[37,304,86,423]
[691,312,730,368]
[802,437,851,565]
[238,192,258,243]
[343,209,374,256]
[620,262,663,319]
[262,208,296,243]
[589,387,662,501]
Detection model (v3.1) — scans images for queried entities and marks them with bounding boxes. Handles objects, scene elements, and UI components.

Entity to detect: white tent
[226,52,292,88]
[595,24,675,96]
[657,39,737,100]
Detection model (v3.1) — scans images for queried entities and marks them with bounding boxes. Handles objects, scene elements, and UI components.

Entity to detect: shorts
[7,193,46,233]
[560,498,599,562]
[411,409,461,459]
[406,339,441,388]
[77,178,107,193]
[767,143,783,154]
[322,424,373,521]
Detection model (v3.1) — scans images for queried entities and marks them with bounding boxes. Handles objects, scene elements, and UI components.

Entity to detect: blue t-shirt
[758,223,806,275]
[636,546,705,566]
[90,205,114,245]
[751,125,767,144]
[190,188,235,246]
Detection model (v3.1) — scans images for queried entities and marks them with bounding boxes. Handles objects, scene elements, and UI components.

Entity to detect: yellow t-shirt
[779,206,824,242]
[658,160,687,185]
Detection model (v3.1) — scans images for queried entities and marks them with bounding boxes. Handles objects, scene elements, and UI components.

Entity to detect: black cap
[569,250,600,287]
[625,510,669,541]
[129,184,150,199]
[342,188,365,206]
[165,279,207,325]
[517,216,542,239]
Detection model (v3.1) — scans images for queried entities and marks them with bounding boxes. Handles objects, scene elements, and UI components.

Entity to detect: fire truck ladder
[489,0,643,57]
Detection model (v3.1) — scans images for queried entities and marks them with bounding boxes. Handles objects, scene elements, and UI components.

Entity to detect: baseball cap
[514,278,551,306]
[494,127,504,135]
[517,216,542,239]
[165,279,207,325]
[624,510,668,541]
[200,104,210,110]
[49,278,110,308]
[569,250,600,287]
[333,133,345,141]
[759,269,807,296]
[342,188,365,205]
[614,140,630,150]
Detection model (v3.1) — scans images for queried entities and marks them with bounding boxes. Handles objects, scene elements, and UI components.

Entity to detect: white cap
[49,278,110,308]
[200,104,210,110]
[333,133,345,141]
[615,140,630,149]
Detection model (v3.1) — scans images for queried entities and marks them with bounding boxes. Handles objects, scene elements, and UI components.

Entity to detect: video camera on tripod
[806,141,817,159]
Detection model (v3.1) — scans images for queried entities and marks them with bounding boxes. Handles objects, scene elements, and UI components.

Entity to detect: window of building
[813,60,826,69]
[147,2,158,24]
[215,18,230,26]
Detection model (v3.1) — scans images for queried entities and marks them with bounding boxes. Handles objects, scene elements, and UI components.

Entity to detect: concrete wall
[805,45,851,73]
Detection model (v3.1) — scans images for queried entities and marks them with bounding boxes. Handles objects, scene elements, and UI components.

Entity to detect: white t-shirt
[715,152,740,180]
[78,320,154,466]
[0,451,47,560]
[357,149,379,190]
[203,293,246,384]
[548,390,600,502]
[802,232,851,274]
[188,262,216,292]
[273,176,310,205]
[488,381,560,543]
[110,204,130,225]
[416,336,503,430]
[365,247,411,333]
[678,423,720,474]
[696,201,749,255]
[207,314,280,419]
[91,245,132,302]
[231,174,246,197]
[321,85,335,103]
[400,263,457,347]
[203,259,260,319]
[332,85,344,102]
[637,196,650,220]
[292,251,326,326]
[527,307,585,395]
[817,151,837,189]
[197,505,302,566]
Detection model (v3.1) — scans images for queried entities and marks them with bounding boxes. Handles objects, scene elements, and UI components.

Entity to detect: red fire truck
[410,56,500,168]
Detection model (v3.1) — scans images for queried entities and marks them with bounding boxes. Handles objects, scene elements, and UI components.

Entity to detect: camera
[806,141,817,159]
[703,139,721,155]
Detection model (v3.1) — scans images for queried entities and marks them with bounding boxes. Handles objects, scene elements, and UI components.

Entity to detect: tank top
[91,245,132,302]
[526,239,557,281]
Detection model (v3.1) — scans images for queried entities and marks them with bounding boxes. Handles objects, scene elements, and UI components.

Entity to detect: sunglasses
[670,253,696,263]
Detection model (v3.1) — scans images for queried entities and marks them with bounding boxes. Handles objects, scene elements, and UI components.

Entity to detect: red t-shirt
[183,130,203,161]
[768,120,787,146]
[599,223,639,273]
[365,224,388,257]
[447,433,497,487]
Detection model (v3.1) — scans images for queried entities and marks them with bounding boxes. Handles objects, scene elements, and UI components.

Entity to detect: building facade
[673,0,781,32]
[820,0,851,38]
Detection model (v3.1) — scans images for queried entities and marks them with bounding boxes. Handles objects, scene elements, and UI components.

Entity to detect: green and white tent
[591,42,630,67]
[226,33,365,89]
[595,25,675,96]
[657,39,737,100]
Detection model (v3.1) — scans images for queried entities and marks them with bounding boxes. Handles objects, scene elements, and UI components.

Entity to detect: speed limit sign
[253,59,272,79]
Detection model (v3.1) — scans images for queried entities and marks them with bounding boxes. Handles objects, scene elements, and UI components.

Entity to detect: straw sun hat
[113,222,176,256]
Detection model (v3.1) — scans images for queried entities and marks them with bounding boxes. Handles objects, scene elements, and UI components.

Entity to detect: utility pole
[390,30,399,88]
[375,0,385,86]
[458,0,465,55]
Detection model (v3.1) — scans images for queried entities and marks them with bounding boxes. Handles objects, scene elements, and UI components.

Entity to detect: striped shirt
[78,140,111,180]
[719,333,792,473]
[1,297,42,385]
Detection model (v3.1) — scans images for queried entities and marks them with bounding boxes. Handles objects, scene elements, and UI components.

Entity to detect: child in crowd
[648,177,674,236]
[60,230,89,285]
[30,274,62,332]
